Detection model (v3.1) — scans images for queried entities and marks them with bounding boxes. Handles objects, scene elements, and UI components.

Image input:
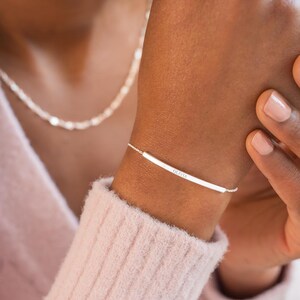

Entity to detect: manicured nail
[251,131,274,155]
[264,91,292,122]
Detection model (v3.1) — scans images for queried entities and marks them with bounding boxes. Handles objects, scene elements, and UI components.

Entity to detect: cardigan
[0,86,299,300]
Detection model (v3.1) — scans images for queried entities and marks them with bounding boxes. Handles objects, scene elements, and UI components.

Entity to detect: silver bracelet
[128,143,238,194]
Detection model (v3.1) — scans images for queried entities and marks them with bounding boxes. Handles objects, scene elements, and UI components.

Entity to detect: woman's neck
[0,0,106,39]
[0,0,146,80]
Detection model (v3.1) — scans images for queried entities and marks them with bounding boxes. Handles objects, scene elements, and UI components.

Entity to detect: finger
[246,130,300,211]
[255,90,300,157]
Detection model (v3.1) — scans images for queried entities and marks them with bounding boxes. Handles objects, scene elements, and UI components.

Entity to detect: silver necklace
[0,3,151,131]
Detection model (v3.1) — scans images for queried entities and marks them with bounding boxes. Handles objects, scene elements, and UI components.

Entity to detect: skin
[219,67,300,297]
[1,0,300,297]
[0,0,147,217]
[115,0,300,236]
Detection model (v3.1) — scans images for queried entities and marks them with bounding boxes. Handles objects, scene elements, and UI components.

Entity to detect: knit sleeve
[201,261,300,300]
[45,176,228,300]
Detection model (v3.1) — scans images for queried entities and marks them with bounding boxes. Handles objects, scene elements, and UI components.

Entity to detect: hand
[218,56,300,298]
[113,1,300,240]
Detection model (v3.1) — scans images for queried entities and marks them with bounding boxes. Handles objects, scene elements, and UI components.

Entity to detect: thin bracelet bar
[128,143,238,193]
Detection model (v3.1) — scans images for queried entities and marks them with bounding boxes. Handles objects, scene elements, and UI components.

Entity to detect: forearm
[112,1,243,241]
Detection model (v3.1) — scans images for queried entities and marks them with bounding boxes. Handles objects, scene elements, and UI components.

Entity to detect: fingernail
[251,131,274,155]
[264,91,292,122]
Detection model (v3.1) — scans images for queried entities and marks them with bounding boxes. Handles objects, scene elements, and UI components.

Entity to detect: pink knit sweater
[0,86,299,300]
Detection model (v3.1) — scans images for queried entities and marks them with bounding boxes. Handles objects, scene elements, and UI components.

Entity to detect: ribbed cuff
[46,176,228,300]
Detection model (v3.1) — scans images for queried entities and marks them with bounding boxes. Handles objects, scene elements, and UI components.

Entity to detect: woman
[0,0,300,299]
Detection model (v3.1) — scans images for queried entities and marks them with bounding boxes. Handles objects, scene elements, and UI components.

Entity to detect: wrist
[128,117,246,190]
[112,143,232,241]
[217,264,284,298]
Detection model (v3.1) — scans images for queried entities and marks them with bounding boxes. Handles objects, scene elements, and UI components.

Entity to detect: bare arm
[112,0,300,241]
